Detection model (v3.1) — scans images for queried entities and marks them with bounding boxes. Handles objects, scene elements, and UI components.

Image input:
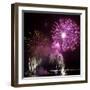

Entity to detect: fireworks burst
[51,18,80,52]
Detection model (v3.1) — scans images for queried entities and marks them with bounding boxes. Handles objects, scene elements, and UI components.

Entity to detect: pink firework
[51,18,80,52]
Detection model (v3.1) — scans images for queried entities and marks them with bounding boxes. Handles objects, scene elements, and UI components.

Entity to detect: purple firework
[51,18,80,52]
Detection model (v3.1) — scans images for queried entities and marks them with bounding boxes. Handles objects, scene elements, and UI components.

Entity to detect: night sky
[24,12,80,39]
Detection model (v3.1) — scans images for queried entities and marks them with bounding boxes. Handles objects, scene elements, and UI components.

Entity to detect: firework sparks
[52,18,80,52]
[61,32,66,39]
